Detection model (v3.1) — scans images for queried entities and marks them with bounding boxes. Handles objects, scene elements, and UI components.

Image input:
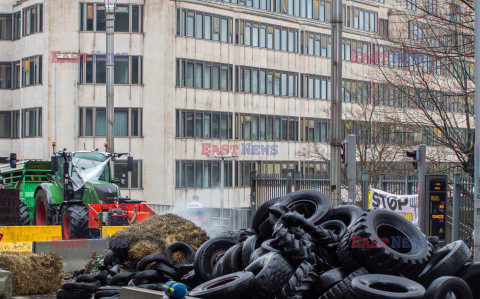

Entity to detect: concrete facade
[0,0,462,208]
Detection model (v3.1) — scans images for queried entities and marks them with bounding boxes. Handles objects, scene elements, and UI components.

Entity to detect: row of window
[236,66,298,97]
[177,159,330,189]
[176,59,468,110]
[79,3,143,33]
[78,55,143,85]
[236,19,298,52]
[0,108,42,138]
[175,109,470,147]
[205,0,378,33]
[176,8,385,59]
[175,160,233,189]
[78,107,142,137]
[176,59,233,91]
[0,55,42,89]
[175,110,233,139]
[176,9,233,43]
[0,4,42,41]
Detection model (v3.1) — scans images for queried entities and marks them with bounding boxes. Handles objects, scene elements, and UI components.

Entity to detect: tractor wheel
[61,204,90,239]
[33,190,52,225]
[19,201,30,226]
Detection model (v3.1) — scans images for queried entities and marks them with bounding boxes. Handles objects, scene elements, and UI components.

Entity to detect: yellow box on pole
[101,226,128,238]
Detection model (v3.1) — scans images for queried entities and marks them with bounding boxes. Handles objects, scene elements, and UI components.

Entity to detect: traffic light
[9,153,16,169]
[406,149,419,171]
[341,140,348,166]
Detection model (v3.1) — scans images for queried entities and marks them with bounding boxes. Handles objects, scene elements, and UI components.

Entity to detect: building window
[22,4,42,37]
[176,58,233,91]
[211,0,272,11]
[378,19,388,38]
[78,55,142,84]
[0,15,12,40]
[22,56,42,87]
[0,111,12,138]
[301,118,329,142]
[79,107,142,137]
[12,12,21,40]
[405,0,417,10]
[300,31,331,58]
[257,160,298,174]
[236,113,299,142]
[176,160,233,189]
[346,6,377,32]
[236,66,298,97]
[22,108,42,138]
[177,9,233,43]
[0,63,12,89]
[176,110,233,139]
[0,110,20,138]
[79,3,143,33]
[425,0,437,14]
[300,74,330,100]
[114,159,142,189]
[235,161,256,187]
[236,19,298,53]
[342,79,371,104]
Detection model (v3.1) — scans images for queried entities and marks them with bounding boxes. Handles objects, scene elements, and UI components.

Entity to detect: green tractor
[4,148,155,239]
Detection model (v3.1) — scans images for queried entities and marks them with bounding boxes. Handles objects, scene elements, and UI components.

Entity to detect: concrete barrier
[32,239,111,273]
[0,269,12,299]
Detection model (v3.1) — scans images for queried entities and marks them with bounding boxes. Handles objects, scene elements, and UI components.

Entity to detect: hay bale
[0,252,63,296]
[109,213,209,263]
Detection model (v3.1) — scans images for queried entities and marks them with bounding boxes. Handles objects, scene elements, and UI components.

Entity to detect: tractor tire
[61,204,90,240]
[19,201,30,226]
[278,190,332,225]
[33,190,53,225]
[351,274,425,299]
[194,236,238,282]
[189,271,255,299]
[425,276,473,299]
[344,209,432,276]
[165,242,195,265]
[323,205,363,229]
[418,240,471,286]
[245,252,293,298]
[277,261,319,299]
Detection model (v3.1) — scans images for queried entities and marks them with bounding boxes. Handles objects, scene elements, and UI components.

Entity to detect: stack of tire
[188,190,478,299]
[56,241,196,299]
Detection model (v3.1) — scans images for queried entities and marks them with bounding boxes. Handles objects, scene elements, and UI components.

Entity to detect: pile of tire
[56,190,479,299]
[56,241,196,299]
[188,190,478,299]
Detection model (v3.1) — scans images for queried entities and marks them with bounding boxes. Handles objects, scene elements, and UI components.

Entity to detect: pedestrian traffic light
[406,149,419,171]
[341,140,348,166]
[9,153,16,169]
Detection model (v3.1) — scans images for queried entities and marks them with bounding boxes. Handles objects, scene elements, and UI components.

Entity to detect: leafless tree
[372,0,475,175]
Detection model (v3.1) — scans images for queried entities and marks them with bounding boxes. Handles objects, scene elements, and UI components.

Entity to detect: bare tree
[373,0,475,175]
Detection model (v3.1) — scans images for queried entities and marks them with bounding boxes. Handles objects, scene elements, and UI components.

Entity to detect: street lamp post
[105,0,116,154]
[330,0,343,206]
[473,0,480,261]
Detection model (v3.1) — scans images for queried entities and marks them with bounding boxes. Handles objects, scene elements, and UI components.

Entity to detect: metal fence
[451,174,474,242]
[250,171,330,210]
[150,204,251,235]
[251,171,475,244]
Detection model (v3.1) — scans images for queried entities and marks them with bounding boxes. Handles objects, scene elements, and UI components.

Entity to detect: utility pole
[417,145,427,234]
[105,0,116,154]
[346,134,356,204]
[330,0,343,206]
[474,0,480,261]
